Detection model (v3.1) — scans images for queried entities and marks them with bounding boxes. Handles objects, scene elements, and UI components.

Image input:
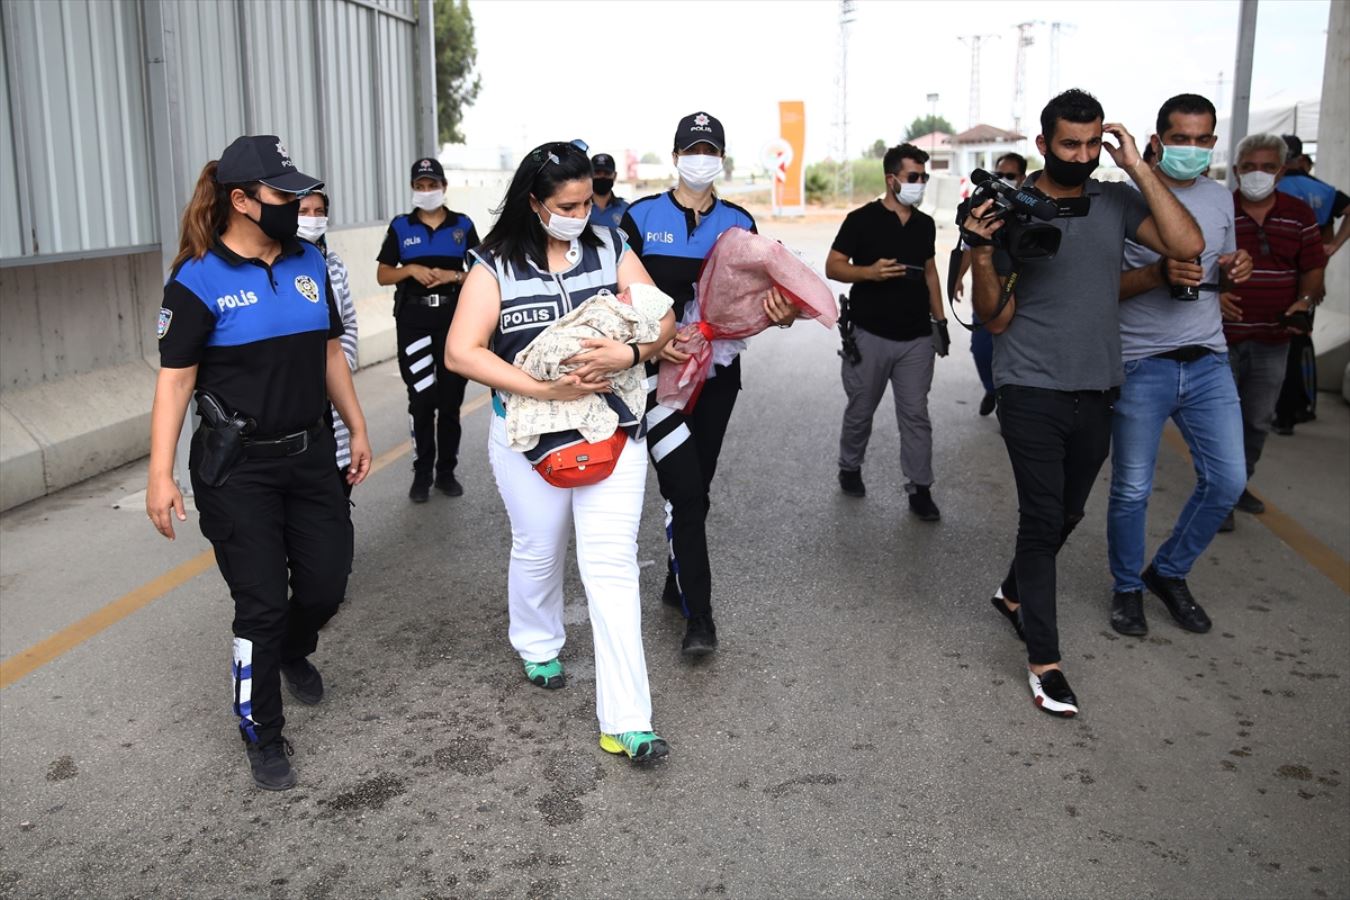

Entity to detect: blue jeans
[1107,352,1246,593]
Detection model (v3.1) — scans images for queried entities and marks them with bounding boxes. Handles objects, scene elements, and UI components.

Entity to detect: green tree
[903,115,955,141]
[723,154,735,179]
[434,0,481,145]
[866,139,887,159]
[640,152,662,164]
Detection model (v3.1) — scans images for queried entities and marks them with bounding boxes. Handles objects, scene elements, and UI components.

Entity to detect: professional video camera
[956,169,1090,261]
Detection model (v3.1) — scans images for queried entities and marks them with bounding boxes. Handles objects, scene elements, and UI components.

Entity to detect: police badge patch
[453,228,465,243]
[294,275,320,303]
[157,307,173,339]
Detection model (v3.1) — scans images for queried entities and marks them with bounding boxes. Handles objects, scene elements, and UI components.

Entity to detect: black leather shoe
[245,737,297,791]
[1142,565,1212,633]
[838,468,865,497]
[1029,669,1078,717]
[1110,590,1148,636]
[280,657,324,705]
[409,473,432,503]
[990,590,1025,641]
[681,616,718,657]
[435,472,463,497]
[909,487,941,521]
[1218,510,1235,532]
[1235,488,1265,514]
[1272,419,1295,436]
[978,391,997,416]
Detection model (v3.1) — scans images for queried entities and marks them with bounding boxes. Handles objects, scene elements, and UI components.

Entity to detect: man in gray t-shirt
[965,88,1204,719]
[1107,93,1254,641]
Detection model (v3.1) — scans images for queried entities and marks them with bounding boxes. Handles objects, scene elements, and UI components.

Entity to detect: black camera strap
[948,262,1020,333]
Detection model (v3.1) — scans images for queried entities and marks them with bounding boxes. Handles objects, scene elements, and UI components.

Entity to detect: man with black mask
[588,153,629,229]
[964,88,1203,717]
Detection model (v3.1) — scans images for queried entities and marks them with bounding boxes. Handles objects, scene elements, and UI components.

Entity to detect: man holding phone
[826,143,948,521]
[1109,94,1253,637]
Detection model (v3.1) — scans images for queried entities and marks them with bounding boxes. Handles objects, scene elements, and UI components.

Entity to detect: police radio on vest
[216,289,260,311]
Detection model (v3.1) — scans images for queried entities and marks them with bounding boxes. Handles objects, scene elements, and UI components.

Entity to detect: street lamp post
[926,92,939,162]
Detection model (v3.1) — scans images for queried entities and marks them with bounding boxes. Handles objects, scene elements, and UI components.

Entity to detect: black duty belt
[1150,345,1214,363]
[405,292,455,308]
[243,420,325,458]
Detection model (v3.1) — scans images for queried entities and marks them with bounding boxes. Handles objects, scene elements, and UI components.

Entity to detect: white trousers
[487,416,653,734]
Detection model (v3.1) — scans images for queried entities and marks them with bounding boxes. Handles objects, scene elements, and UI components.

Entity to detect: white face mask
[1238,170,1277,202]
[412,189,445,211]
[895,181,926,207]
[537,202,589,241]
[297,215,328,243]
[676,154,723,190]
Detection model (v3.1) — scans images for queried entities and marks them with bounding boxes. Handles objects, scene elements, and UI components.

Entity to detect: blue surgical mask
[1158,145,1212,181]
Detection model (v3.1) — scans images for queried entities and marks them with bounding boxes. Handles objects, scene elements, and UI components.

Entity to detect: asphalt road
[1,215,1348,899]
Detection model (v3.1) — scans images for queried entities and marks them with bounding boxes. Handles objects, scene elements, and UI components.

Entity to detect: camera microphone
[970,169,1059,222]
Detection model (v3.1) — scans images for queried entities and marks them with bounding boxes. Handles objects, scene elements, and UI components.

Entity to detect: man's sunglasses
[532,139,589,178]
[996,171,1020,181]
[893,172,931,184]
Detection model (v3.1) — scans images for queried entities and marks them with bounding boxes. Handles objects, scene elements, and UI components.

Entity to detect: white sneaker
[1028,669,1079,717]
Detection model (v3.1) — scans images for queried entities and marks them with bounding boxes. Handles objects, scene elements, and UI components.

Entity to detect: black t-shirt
[831,200,936,341]
[159,238,343,435]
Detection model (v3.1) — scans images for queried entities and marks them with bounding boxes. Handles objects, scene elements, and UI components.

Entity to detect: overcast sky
[458,0,1330,170]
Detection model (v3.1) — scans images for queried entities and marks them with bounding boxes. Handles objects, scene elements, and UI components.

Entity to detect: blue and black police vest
[624,192,755,320]
[389,211,475,263]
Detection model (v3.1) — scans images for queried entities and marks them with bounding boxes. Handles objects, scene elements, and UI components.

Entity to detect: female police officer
[146,135,372,791]
[620,112,797,657]
[376,157,480,503]
[446,140,676,764]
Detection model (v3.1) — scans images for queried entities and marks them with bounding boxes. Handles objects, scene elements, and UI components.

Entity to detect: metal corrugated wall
[0,0,426,264]
[0,0,156,260]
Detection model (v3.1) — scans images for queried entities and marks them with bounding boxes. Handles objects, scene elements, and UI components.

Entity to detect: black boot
[1110,590,1147,636]
[409,471,432,503]
[681,615,718,656]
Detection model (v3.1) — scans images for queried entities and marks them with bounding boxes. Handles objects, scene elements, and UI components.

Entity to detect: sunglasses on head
[893,172,930,184]
[532,139,589,179]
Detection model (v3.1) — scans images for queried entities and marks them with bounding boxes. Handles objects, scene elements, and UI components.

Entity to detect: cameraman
[965,89,1203,717]
[1109,94,1251,638]
[826,143,946,521]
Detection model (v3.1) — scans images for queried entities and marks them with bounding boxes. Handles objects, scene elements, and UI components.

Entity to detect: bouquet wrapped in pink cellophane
[657,227,838,411]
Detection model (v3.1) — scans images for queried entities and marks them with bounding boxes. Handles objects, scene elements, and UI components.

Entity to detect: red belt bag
[533,431,627,488]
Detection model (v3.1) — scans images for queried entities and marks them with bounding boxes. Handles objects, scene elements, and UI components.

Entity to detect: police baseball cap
[217,135,323,193]
[411,157,446,183]
[1281,134,1303,161]
[591,153,617,173]
[674,112,725,152]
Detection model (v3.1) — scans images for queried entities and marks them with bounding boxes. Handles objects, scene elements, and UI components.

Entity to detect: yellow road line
[0,392,490,690]
[1161,426,1350,595]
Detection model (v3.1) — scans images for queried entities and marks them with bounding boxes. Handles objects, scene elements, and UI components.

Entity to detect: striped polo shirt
[1226,191,1328,345]
[470,225,645,462]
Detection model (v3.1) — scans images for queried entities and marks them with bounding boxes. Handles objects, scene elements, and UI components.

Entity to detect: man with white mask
[377,157,481,503]
[621,111,799,657]
[1223,133,1326,526]
[825,143,947,521]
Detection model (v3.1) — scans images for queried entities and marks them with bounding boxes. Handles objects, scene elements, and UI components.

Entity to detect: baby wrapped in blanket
[504,282,673,454]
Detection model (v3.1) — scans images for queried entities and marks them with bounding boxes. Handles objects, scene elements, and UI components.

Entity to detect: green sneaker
[600,730,670,763]
[523,657,564,689]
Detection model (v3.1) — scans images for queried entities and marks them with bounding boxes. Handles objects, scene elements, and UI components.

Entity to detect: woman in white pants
[446,140,675,763]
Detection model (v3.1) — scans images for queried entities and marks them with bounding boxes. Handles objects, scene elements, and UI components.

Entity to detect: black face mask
[1043,149,1100,188]
[592,177,615,196]
[249,196,301,241]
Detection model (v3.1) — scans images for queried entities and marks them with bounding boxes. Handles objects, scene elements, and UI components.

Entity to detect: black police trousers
[191,426,351,747]
[646,360,741,621]
[995,385,1114,666]
[396,316,467,477]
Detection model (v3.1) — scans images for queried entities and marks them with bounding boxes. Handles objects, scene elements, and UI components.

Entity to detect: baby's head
[625,283,673,321]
